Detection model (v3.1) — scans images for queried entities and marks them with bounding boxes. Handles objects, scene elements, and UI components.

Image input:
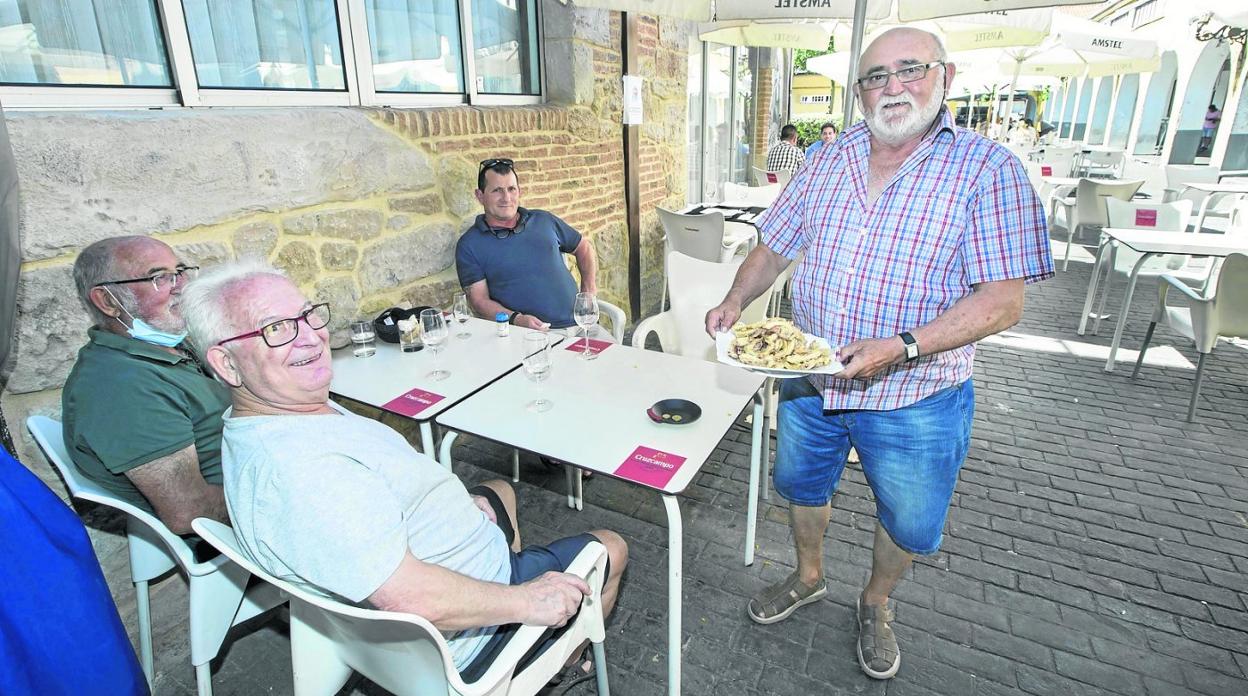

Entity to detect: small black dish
[648,399,701,425]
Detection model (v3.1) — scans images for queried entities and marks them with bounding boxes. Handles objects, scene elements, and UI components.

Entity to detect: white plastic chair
[723,181,781,207]
[751,167,791,187]
[1163,164,1220,205]
[192,519,610,696]
[656,207,754,308]
[1036,145,1078,178]
[25,416,285,696]
[1051,178,1144,271]
[1131,253,1248,422]
[1074,150,1125,179]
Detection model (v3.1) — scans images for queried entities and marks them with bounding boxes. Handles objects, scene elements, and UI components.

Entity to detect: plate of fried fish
[715,318,844,377]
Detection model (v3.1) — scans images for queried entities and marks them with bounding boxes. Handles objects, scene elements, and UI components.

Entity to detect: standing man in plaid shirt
[707,27,1053,680]
[765,124,805,174]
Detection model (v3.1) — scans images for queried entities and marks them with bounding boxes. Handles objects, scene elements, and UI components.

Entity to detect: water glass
[398,318,422,353]
[420,308,450,381]
[453,292,472,339]
[350,320,375,358]
[573,292,600,360]
[522,332,553,412]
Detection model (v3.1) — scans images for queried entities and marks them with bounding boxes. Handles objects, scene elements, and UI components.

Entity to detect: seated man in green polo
[61,236,229,535]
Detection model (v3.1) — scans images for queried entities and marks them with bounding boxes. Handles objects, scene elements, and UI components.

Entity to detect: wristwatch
[508,311,521,325]
[899,332,919,362]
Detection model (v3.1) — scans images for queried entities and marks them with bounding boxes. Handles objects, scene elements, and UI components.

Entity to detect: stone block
[273,241,319,286]
[546,41,596,106]
[172,241,231,269]
[7,264,92,394]
[401,270,461,310]
[319,242,358,271]
[232,221,279,260]
[358,221,456,296]
[9,109,432,261]
[440,159,480,218]
[283,208,383,241]
[389,191,443,214]
[314,276,360,350]
[388,215,410,231]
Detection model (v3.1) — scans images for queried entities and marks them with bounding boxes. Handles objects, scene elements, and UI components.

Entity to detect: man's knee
[479,479,516,508]
[589,529,628,577]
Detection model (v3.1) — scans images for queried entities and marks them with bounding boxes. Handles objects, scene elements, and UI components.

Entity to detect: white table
[330,317,563,455]
[683,202,761,250]
[435,341,767,696]
[1077,228,1248,371]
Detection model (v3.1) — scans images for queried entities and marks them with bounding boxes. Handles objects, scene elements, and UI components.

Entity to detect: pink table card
[1135,209,1158,227]
[614,446,687,488]
[382,388,445,417]
[565,338,612,355]
[1041,165,1053,176]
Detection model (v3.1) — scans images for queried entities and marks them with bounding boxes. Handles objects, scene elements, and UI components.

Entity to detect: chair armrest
[631,312,675,351]
[1218,171,1248,181]
[597,299,626,343]
[1159,273,1209,304]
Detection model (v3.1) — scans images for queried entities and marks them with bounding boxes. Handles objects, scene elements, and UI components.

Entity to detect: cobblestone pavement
[75,252,1248,696]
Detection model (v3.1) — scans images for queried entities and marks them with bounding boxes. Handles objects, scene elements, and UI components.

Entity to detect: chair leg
[1131,322,1156,379]
[592,640,610,695]
[511,448,520,483]
[135,580,155,685]
[1187,352,1209,422]
[195,663,213,696]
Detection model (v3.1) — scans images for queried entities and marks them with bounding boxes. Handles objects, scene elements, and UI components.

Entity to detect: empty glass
[573,292,600,360]
[398,318,422,353]
[522,332,552,412]
[349,320,376,357]
[453,292,472,339]
[420,308,450,380]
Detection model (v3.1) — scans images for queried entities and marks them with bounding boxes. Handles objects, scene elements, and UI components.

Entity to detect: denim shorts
[773,376,975,555]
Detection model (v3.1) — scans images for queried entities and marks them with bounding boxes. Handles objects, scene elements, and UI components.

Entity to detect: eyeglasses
[95,265,199,293]
[479,158,514,170]
[217,303,331,348]
[857,61,944,91]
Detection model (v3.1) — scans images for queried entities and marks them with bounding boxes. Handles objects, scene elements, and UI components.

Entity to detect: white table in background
[682,202,763,250]
[330,317,562,455]
[1077,228,1248,371]
[435,341,767,696]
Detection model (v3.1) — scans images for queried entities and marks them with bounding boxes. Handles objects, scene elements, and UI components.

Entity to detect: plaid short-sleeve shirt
[757,108,1054,411]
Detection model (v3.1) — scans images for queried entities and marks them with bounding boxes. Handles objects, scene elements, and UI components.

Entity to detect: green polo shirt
[61,328,230,512]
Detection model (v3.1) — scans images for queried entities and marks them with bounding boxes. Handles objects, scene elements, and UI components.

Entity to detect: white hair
[180,259,288,355]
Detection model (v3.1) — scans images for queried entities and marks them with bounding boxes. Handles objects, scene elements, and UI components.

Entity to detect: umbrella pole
[997,58,1024,143]
[841,0,868,129]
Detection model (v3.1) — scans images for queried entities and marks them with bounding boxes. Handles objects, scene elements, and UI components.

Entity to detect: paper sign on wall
[623,75,644,125]
[1135,209,1158,227]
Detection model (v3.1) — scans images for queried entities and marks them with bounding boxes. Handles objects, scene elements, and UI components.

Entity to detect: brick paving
[63,250,1248,696]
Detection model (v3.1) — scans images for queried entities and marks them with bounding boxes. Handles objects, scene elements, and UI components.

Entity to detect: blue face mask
[104,287,187,348]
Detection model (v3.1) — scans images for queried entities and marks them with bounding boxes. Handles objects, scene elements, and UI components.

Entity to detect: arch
[1169,42,1231,163]
[1060,79,1078,138]
[1134,51,1177,155]
[1225,71,1248,171]
[1087,76,1115,145]
[1108,74,1139,149]
[1072,77,1094,141]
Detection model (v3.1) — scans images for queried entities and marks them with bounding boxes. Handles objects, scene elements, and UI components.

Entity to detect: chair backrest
[1085,150,1124,166]
[1105,198,1193,233]
[723,181,781,206]
[1073,178,1145,228]
[1164,164,1220,189]
[1039,147,1078,177]
[666,251,769,361]
[1229,199,1248,237]
[657,207,728,263]
[1212,253,1248,340]
[25,416,203,576]
[751,166,791,187]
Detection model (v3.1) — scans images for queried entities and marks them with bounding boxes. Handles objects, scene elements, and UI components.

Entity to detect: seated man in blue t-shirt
[455,158,598,331]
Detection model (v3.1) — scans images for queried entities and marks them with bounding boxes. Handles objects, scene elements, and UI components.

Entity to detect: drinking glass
[522,332,553,412]
[573,292,600,360]
[420,308,450,381]
[453,292,472,339]
[398,318,422,353]
[349,320,375,357]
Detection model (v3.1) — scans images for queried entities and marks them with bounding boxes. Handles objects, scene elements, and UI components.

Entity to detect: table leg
[437,431,458,470]
[661,494,683,696]
[565,466,576,510]
[1104,255,1153,372]
[744,393,763,567]
[1078,236,1113,335]
[420,421,435,459]
[511,449,520,483]
[1091,244,1118,335]
[761,379,773,501]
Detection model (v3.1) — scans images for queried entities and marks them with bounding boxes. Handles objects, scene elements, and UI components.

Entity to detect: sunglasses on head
[479,158,514,170]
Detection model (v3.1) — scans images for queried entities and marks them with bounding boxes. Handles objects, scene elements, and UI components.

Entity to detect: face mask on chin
[104,286,187,348]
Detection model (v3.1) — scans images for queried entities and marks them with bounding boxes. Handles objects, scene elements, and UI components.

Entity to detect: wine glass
[522,332,553,412]
[573,292,600,360]
[453,292,471,339]
[420,308,450,381]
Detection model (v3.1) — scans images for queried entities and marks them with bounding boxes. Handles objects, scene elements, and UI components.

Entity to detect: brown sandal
[746,572,827,624]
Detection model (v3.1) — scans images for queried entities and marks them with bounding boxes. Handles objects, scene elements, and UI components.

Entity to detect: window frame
[0,0,545,110]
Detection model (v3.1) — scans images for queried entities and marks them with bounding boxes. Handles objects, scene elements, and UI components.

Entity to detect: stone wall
[2,5,693,467]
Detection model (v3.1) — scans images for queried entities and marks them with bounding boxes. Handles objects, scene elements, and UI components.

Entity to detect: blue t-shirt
[806,140,825,157]
[455,208,582,328]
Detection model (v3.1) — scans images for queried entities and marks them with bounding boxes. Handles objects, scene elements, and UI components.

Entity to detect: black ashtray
[647,399,701,425]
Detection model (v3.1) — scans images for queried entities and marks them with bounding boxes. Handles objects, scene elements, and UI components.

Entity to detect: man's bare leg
[793,502,831,586]
[862,522,912,606]
[478,479,521,551]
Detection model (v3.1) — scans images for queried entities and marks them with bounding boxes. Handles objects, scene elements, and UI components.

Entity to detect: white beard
[864,80,945,147]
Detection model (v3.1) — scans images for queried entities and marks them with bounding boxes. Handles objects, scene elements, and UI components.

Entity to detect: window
[0,0,172,87]
[1132,0,1160,27]
[1108,12,1128,27]
[0,0,544,108]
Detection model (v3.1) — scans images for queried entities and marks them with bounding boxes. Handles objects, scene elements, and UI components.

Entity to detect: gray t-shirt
[220,402,511,668]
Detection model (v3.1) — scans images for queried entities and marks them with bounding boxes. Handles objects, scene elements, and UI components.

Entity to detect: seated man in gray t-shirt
[181,261,628,679]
